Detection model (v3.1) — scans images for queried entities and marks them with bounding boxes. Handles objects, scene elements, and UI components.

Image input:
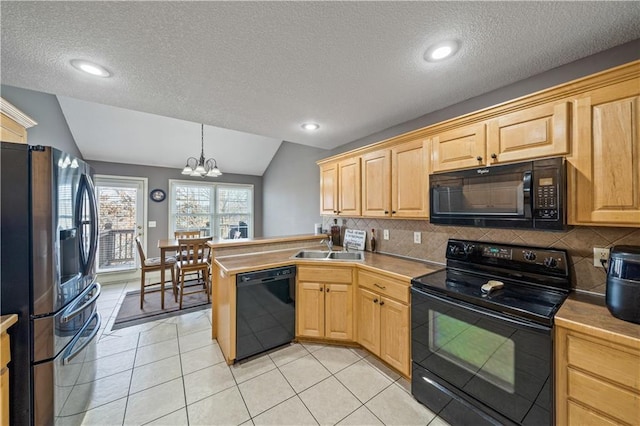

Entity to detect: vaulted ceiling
[2,2,639,175]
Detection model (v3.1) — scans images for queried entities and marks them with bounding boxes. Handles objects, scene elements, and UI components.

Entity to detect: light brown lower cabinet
[555,324,640,425]
[296,266,353,341]
[356,270,410,377]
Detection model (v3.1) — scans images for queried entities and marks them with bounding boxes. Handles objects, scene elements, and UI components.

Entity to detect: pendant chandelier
[181,124,223,178]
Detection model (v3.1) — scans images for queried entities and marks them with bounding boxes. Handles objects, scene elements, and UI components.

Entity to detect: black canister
[606,245,640,324]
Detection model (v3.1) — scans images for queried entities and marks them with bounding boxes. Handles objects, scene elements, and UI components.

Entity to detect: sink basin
[327,251,364,261]
[291,250,364,261]
[292,250,330,259]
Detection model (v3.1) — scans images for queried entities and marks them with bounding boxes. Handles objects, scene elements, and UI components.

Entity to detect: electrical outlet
[414,232,421,244]
[148,221,156,228]
[593,247,610,267]
[383,229,389,240]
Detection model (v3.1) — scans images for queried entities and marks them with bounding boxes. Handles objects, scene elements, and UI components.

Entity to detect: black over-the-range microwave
[429,157,566,230]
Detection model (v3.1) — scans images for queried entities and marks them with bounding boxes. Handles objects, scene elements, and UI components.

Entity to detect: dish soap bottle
[370,229,377,252]
[331,218,341,246]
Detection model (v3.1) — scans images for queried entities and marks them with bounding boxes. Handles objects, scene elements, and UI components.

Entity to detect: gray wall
[261,39,640,235]
[90,160,263,257]
[1,85,82,158]
[262,142,327,236]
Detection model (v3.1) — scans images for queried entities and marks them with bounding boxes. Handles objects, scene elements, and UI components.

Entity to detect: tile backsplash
[324,217,640,295]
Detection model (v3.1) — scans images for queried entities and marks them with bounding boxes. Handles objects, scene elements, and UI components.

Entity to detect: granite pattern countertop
[556,293,640,349]
[214,248,442,282]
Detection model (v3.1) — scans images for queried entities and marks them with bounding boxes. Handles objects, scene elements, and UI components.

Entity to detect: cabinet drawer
[567,334,640,389]
[567,400,618,426]
[567,368,640,425]
[298,266,352,283]
[0,333,9,370]
[357,270,409,303]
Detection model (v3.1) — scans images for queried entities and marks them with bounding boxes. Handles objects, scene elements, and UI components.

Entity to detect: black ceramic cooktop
[412,268,569,326]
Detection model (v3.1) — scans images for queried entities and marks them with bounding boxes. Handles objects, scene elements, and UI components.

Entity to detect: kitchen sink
[292,250,331,259]
[291,250,364,261]
[327,251,364,261]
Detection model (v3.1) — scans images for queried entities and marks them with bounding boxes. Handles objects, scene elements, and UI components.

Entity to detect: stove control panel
[446,239,569,278]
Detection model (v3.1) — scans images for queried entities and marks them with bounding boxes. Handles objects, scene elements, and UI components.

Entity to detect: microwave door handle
[523,171,532,219]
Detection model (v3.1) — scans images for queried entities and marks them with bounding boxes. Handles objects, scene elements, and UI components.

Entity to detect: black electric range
[410,239,571,426]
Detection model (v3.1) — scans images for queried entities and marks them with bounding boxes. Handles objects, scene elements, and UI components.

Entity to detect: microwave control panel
[533,166,561,221]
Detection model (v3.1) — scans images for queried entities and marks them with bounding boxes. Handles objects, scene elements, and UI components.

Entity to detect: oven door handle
[61,282,101,323]
[63,311,101,365]
[412,287,551,334]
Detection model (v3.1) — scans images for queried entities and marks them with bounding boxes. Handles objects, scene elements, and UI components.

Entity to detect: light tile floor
[60,280,449,426]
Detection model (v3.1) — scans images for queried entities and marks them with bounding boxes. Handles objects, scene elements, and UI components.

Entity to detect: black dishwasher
[236,265,296,361]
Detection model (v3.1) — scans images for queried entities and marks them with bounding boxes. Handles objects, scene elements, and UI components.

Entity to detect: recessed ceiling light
[70,59,111,77]
[424,41,459,62]
[301,122,320,131]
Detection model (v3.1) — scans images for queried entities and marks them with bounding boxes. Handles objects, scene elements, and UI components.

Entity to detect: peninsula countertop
[213,247,442,281]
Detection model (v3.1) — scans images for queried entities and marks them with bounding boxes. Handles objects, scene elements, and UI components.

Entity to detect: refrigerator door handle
[61,282,101,323]
[63,311,101,365]
[76,174,99,276]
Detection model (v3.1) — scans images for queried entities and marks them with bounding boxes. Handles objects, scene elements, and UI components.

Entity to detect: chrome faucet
[320,239,333,252]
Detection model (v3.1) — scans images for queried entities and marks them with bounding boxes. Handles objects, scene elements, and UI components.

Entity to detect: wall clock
[150,189,166,202]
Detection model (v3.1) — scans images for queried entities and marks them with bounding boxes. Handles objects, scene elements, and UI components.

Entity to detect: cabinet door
[380,297,410,376]
[356,288,380,354]
[0,113,27,144]
[324,283,353,341]
[431,123,486,172]
[361,150,391,217]
[320,163,338,215]
[568,79,640,226]
[487,101,569,164]
[338,158,361,216]
[297,282,325,338]
[392,138,430,218]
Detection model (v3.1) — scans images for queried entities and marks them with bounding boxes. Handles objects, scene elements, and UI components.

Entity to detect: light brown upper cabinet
[568,78,640,226]
[431,123,486,172]
[361,138,430,218]
[486,101,570,164]
[0,98,37,144]
[432,101,570,173]
[320,158,361,216]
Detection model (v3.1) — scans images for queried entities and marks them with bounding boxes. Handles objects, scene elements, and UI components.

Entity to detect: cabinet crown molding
[0,97,37,129]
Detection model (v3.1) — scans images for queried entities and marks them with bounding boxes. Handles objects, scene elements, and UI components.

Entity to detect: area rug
[112,284,211,330]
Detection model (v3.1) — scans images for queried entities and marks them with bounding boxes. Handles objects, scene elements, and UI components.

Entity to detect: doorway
[94,176,147,273]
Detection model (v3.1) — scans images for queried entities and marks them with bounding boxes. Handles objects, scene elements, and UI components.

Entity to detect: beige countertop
[556,293,640,349]
[214,248,442,282]
[0,314,18,334]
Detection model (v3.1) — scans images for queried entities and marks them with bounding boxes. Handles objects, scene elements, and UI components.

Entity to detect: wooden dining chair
[135,237,177,309]
[174,230,201,239]
[175,237,211,309]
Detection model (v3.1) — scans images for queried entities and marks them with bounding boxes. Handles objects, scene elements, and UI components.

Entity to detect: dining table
[157,239,179,309]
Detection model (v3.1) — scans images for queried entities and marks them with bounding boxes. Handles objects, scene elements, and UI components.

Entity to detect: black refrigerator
[1,143,101,425]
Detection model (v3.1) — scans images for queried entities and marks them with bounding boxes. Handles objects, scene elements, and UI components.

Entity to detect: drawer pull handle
[373,298,378,303]
[374,283,386,290]
[379,301,385,306]
[319,287,323,292]
[326,288,330,292]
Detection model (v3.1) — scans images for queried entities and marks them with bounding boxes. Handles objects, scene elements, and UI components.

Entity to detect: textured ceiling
[2,2,640,171]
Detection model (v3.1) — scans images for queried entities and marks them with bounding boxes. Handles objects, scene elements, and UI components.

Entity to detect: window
[169,180,253,239]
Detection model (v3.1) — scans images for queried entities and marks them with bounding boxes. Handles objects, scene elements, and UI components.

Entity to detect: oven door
[430,161,532,228]
[411,287,553,426]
